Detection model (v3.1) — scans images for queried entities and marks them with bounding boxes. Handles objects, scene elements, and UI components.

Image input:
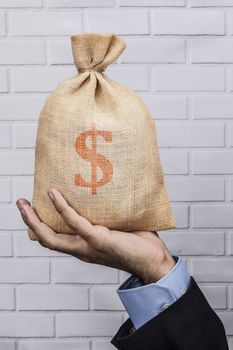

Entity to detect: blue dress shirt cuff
[117,255,191,330]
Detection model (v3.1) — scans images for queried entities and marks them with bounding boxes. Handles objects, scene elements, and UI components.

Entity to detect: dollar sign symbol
[75,123,113,195]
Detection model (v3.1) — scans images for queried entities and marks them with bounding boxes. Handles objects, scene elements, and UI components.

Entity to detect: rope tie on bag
[78,67,105,74]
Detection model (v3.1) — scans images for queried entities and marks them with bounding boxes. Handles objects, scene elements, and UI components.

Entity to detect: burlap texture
[28,32,176,241]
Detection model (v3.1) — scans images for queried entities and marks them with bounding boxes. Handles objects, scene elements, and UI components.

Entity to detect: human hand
[16,188,175,284]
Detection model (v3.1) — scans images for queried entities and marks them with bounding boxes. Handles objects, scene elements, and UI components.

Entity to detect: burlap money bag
[28,32,176,240]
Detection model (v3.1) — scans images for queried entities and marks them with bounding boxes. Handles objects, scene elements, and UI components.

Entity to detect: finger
[38,230,89,257]
[19,203,75,254]
[19,202,56,245]
[16,198,31,209]
[47,188,95,242]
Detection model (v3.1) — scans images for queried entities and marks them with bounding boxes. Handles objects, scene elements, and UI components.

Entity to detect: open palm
[16,188,175,284]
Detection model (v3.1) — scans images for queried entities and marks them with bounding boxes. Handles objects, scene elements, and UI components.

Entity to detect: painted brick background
[0,0,233,349]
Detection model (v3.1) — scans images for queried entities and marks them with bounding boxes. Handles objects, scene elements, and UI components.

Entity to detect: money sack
[28,32,176,240]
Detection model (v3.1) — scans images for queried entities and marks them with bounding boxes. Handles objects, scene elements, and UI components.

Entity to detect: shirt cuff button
[161,303,170,311]
[130,326,136,334]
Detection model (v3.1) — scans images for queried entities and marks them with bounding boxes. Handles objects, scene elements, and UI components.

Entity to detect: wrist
[142,247,176,285]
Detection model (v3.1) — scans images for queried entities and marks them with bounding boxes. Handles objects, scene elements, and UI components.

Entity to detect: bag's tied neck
[71,32,126,74]
[78,67,106,74]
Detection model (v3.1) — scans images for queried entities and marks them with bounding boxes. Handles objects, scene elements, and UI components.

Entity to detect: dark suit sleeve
[111,276,229,350]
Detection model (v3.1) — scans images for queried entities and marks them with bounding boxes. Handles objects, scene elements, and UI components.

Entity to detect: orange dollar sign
[75,123,113,195]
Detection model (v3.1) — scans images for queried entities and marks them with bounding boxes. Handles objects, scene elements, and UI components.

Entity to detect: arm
[16,188,228,350]
[112,256,229,350]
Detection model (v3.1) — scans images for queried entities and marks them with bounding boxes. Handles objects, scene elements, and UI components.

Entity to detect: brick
[0,313,53,337]
[48,0,113,6]
[0,0,42,6]
[170,205,189,229]
[15,233,67,257]
[165,178,224,202]
[87,11,148,34]
[0,151,34,174]
[92,340,115,350]
[191,39,233,63]
[0,12,5,35]
[122,312,130,322]
[0,96,47,121]
[17,286,88,310]
[140,95,187,120]
[0,234,12,256]
[8,12,82,36]
[12,177,33,202]
[192,258,233,282]
[0,124,10,147]
[120,0,185,5]
[230,12,233,34]
[160,231,224,255]
[54,258,118,284]
[108,66,149,91]
[91,286,124,310]
[192,205,233,228]
[152,11,224,35]
[12,67,76,93]
[230,179,233,201]
[229,339,233,350]
[229,124,233,146]
[0,259,49,283]
[48,40,73,64]
[200,285,227,309]
[229,69,233,90]
[218,312,233,335]
[0,206,27,230]
[0,69,8,91]
[160,151,188,174]
[191,0,233,5]
[0,287,14,309]
[57,312,122,336]
[192,151,233,174]
[18,341,89,350]
[0,179,11,202]
[121,39,185,63]
[226,232,233,254]
[157,122,224,147]
[192,95,233,119]
[228,287,233,309]
[0,341,15,350]
[13,179,33,209]
[0,40,45,64]
[152,67,224,91]
[13,123,37,148]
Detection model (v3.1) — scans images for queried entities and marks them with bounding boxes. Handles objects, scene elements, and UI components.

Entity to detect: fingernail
[21,208,26,217]
[16,199,23,208]
[48,190,55,202]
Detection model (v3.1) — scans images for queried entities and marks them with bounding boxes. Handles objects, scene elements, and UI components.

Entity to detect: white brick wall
[0,1,233,349]
[8,12,83,36]
[151,11,225,35]
[17,286,89,310]
[0,40,46,64]
[152,67,225,91]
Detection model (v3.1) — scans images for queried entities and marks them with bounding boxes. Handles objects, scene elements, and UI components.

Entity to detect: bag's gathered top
[71,32,126,74]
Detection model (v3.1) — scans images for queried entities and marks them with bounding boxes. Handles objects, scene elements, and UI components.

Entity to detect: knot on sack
[78,67,105,74]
